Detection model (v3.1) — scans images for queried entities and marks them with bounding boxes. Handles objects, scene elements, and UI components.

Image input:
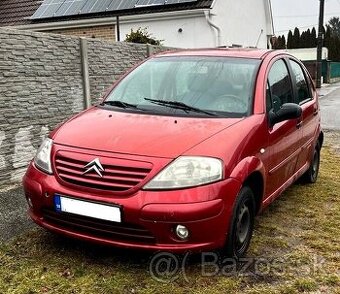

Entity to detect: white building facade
[120,0,274,49]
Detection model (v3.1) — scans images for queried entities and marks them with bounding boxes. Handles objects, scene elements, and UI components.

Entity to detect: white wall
[120,13,214,48]
[211,0,271,48]
[285,47,328,61]
[120,0,273,49]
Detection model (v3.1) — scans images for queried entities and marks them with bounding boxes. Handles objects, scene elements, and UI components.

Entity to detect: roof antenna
[255,29,264,48]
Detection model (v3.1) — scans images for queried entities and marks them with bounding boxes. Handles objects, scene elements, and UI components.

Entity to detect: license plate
[54,195,121,223]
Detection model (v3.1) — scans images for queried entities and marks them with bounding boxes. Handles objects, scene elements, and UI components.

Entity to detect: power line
[275,12,340,18]
[275,24,319,34]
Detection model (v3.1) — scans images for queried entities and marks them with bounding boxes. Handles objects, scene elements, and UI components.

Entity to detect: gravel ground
[0,185,33,242]
[324,130,340,154]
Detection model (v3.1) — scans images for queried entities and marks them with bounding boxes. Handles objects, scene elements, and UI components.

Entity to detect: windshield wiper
[144,98,217,116]
[100,100,141,110]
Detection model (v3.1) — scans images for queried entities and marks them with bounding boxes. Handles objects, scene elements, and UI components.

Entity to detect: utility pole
[316,0,325,88]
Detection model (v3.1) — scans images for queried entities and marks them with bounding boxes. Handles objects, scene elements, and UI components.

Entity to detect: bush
[124,27,162,45]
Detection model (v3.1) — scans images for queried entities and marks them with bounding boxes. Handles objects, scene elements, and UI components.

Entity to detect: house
[0,0,274,49]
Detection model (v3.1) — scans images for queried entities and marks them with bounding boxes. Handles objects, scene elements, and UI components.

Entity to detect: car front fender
[229,156,266,187]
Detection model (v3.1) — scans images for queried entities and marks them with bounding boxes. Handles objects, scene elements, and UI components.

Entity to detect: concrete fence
[0,28,171,186]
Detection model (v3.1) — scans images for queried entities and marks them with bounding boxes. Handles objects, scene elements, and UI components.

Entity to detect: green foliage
[292,27,301,48]
[311,27,317,47]
[272,35,286,49]
[124,27,162,45]
[287,30,293,49]
[328,17,340,38]
[281,35,286,49]
[326,17,340,61]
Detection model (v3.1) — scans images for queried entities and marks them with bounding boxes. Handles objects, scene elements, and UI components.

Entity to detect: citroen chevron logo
[83,158,104,178]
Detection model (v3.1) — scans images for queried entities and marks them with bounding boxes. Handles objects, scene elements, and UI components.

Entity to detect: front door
[265,58,302,198]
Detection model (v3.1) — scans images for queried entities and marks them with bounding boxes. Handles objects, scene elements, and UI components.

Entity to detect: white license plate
[54,195,121,223]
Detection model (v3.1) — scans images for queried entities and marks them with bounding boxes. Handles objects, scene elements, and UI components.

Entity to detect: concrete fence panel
[0,28,171,186]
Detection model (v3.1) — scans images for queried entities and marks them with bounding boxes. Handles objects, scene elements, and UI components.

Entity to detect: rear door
[288,59,319,171]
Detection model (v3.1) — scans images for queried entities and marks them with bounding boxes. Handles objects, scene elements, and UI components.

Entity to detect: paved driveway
[319,86,340,131]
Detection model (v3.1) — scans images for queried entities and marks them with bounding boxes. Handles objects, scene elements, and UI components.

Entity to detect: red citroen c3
[23,49,323,258]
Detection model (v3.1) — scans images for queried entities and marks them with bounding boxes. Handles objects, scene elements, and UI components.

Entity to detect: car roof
[155,48,274,60]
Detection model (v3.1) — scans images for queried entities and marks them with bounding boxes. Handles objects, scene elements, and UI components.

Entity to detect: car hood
[52,107,242,158]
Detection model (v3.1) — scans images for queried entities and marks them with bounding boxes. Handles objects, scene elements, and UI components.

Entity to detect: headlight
[34,138,53,174]
[144,156,223,190]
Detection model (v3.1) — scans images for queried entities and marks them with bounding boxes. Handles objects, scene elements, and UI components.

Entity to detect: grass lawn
[0,147,339,294]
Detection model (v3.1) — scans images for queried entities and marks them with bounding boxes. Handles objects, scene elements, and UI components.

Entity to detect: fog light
[175,225,189,240]
[27,197,33,208]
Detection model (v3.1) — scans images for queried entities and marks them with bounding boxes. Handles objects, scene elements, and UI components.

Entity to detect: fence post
[80,38,91,109]
[146,44,151,57]
[326,62,331,84]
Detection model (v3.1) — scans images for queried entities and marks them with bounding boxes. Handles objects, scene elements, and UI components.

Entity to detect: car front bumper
[23,162,242,253]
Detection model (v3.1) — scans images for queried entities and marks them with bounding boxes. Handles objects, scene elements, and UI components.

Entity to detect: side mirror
[269,103,302,127]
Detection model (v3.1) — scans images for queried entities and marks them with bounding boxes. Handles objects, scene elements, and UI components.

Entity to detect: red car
[23,49,323,258]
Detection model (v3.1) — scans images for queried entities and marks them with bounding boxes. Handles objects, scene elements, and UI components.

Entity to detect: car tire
[224,186,255,259]
[301,142,320,184]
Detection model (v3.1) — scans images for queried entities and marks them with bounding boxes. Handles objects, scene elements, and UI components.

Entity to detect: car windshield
[105,56,261,118]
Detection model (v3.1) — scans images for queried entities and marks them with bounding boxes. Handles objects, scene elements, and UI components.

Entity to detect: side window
[267,59,294,112]
[266,81,272,113]
[289,60,311,103]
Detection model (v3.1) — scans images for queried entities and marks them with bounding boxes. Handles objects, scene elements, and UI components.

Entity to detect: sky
[271,0,340,36]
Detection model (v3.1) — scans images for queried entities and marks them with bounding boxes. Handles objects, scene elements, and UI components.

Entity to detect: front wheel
[301,142,320,184]
[224,186,255,259]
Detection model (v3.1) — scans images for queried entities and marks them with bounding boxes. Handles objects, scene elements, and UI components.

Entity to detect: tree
[305,29,312,48]
[292,27,301,48]
[281,35,286,49]
[287,30,293,49]
[324,26,331,50]
[300,31,307,48]
[125,27,162,45]
[328,17,340,38]
[270,35,286,49]
[273,36,281,49]
[272,35,286,49]
[325,25,340,61]
[311,27,317,47]
[324,18,340,61]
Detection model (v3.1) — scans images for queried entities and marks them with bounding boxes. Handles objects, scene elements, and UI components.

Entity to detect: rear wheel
[224,186,255,259]
[302,142,320,183]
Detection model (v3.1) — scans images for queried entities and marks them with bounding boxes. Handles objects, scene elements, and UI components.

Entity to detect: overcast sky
[271,0,340,36]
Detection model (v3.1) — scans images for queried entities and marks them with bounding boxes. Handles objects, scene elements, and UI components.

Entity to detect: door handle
[313,109,318,116]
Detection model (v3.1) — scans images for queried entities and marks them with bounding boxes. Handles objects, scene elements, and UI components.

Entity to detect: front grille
[54,152,152,192]
[42,208,156,244]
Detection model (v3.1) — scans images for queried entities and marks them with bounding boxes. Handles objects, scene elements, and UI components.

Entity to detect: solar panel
[31,0,64,19]
[107,0,139,11]
[54,0,88,17]
[85,0,115,14]
[31,0,199,19]
[135,0,165,8]
[166,0,197,4]
[135,0,197,7]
